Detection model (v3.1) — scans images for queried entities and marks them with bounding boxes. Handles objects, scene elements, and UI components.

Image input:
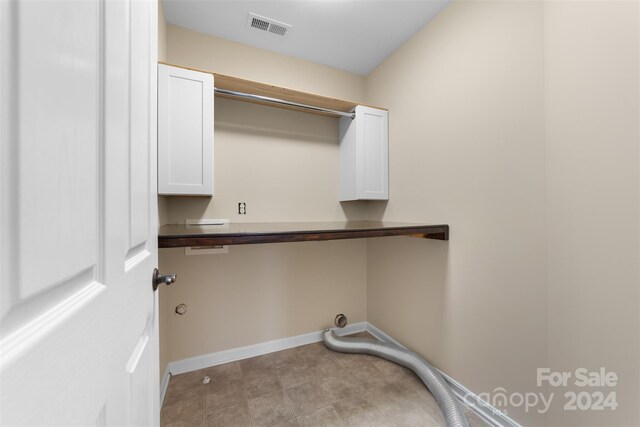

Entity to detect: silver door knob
[152,268,177,292]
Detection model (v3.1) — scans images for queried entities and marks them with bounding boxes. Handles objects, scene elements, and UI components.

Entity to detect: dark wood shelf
[158,221,449,248]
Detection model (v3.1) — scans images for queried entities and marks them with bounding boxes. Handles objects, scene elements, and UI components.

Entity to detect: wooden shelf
[158,221,449,248]
[159,62,386,118]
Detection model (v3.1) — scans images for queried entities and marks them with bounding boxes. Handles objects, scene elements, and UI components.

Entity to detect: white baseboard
[167,321,366,376]
[160,365,170,406]
[365,322,405,347]
[438,371,522,427]
[365,322,521,427]
[161,321,368,406]
[160,320,520,427]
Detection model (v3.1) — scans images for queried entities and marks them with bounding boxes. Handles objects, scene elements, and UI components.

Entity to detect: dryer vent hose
[322,329,469,427]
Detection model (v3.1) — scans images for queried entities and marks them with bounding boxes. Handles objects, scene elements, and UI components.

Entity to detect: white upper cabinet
[339,106,389,201]
[158,64,213,196]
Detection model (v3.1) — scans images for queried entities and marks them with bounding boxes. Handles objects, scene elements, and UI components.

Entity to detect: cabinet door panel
[361,108,388,198]
[158,64,213,196]
[340,105,388,201]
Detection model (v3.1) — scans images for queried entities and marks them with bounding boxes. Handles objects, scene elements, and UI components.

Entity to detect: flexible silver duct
[322,329,469,427]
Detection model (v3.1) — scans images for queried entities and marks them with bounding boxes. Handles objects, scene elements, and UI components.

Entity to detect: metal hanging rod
[214,87,356,119]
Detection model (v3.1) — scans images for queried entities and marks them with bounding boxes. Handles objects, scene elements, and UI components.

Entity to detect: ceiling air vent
[247,12,291,37]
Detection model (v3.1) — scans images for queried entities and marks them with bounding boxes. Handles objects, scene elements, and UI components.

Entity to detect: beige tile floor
[161,333,489,427]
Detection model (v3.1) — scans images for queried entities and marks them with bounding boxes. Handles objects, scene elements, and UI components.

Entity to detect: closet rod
[214,87,356,119]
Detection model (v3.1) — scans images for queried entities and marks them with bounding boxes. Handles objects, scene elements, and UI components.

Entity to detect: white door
[0,0,160,426]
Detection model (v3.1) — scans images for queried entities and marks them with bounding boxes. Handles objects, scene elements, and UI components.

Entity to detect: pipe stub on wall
[334,313,347,328]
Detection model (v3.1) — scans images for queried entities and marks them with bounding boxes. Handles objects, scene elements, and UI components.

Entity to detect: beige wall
[364,1,547,425]
[166,24,365,103]
[160,241,366,363]
[162,24,370,224]
[365,1,639,426]
[161,97,368,224]
[545,1,639,426]
[159,26,369,376]
[158,1,167,63]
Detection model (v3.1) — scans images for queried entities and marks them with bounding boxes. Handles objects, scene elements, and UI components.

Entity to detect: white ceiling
[161,0,450,75]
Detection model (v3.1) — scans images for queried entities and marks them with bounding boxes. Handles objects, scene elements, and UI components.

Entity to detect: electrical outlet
[238,202,246,215]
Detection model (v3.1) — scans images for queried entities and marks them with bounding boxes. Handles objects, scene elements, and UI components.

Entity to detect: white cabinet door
[339,105,389,201]
[158,65,213,196]
[0,0,159,425]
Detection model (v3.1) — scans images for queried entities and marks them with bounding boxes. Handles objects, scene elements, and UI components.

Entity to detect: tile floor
[161,333,489,427]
